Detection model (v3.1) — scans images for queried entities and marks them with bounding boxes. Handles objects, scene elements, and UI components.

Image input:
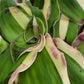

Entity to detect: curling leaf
[19,48,63,84]
[8,36,45,84]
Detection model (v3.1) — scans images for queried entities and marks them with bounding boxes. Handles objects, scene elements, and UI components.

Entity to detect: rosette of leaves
[0,0,84,84]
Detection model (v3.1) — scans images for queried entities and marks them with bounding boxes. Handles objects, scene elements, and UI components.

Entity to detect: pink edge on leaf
[10,7,16,9]
[18,36,45,59]
[9,7,20,14]
[24,4,29,7]
[73,39,81,48]
[8,52,37,84]
[8,36,45,84]
[33,17,39,36]
[46,6,50,20]
[78,32,84,40]
[25,0,30,1]
[53,38,84,69]
[45,33,59,59]
[36,36,45,52]
[81,19,84,25]
[51,47,58,59]
[61,53,67,67]
[45,33,70,84]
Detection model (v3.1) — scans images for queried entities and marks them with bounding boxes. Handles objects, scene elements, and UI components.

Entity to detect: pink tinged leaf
[54,38,84,69]
[45,33,70,84]
[61,53,67,67]
[73,39,81,48]
[8,36,45,84]
[50,47,58,59]
[26,0,30,1]
[33,17,39,37]
[78,32,84,40]
[18,36,45,59]
[17,3,32,16]
[8,51,37,84]
[81,19,84,25]
[42,0,50,20]
[46,6,50,20]
[9,7,30,30]
[10,7,20,13]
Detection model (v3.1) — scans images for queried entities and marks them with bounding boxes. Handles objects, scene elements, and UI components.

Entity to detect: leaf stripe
[45,33,70,84]
[17,3,32,16]
[42,0,50,20]
[76,0,84,10]
[18,36,45,59]
[54,38,84,69]
[9,7,30,29]
[8,36,45,84]
[59,14,69,40]
[8,51,37,84]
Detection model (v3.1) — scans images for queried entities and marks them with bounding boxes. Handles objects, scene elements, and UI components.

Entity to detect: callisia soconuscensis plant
[0,0,84,84]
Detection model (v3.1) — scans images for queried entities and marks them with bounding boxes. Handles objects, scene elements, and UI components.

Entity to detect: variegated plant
[0,0,84,84]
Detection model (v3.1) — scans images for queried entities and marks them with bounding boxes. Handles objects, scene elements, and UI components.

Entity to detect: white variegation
[42,0,50,20]
[77,0,84,10]
[45,33,70,84]
[59,14,69,40]
[9,7,30,29]
[17,3,32,16]
[54,38,84,69]
[8,36,45,84]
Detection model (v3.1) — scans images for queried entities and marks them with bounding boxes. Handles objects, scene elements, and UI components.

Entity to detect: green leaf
[0,8,24,42]
[9,7,31,30]
[57,14,69,40]
[36,17,45,36]
[24,18,36,43]
[9,51,37,84]
[40,0,59,34]
[19,48,63,84]
[63,52,84,84]
[10,52,29,73]
[54,14,78,42]
[65,21,78,45]
[48,0,59,34]
[0,0,16,12]
[0,36,7,53]
[54,38,84,69]
[75,0,84,10]
[42,0,50,21]
[34,0,44,9]
[0,6,32,43]
[26,2,47,31]
[45,33,70,84]
[24,16,45,44]
[8,36,45,84]
[54,39,84,84]
[58,0,84,23]
[33,17,39,38]
[53,21,60,38]
[0,46,13,83]
[17,3,32,16]
[10,33,38,61]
